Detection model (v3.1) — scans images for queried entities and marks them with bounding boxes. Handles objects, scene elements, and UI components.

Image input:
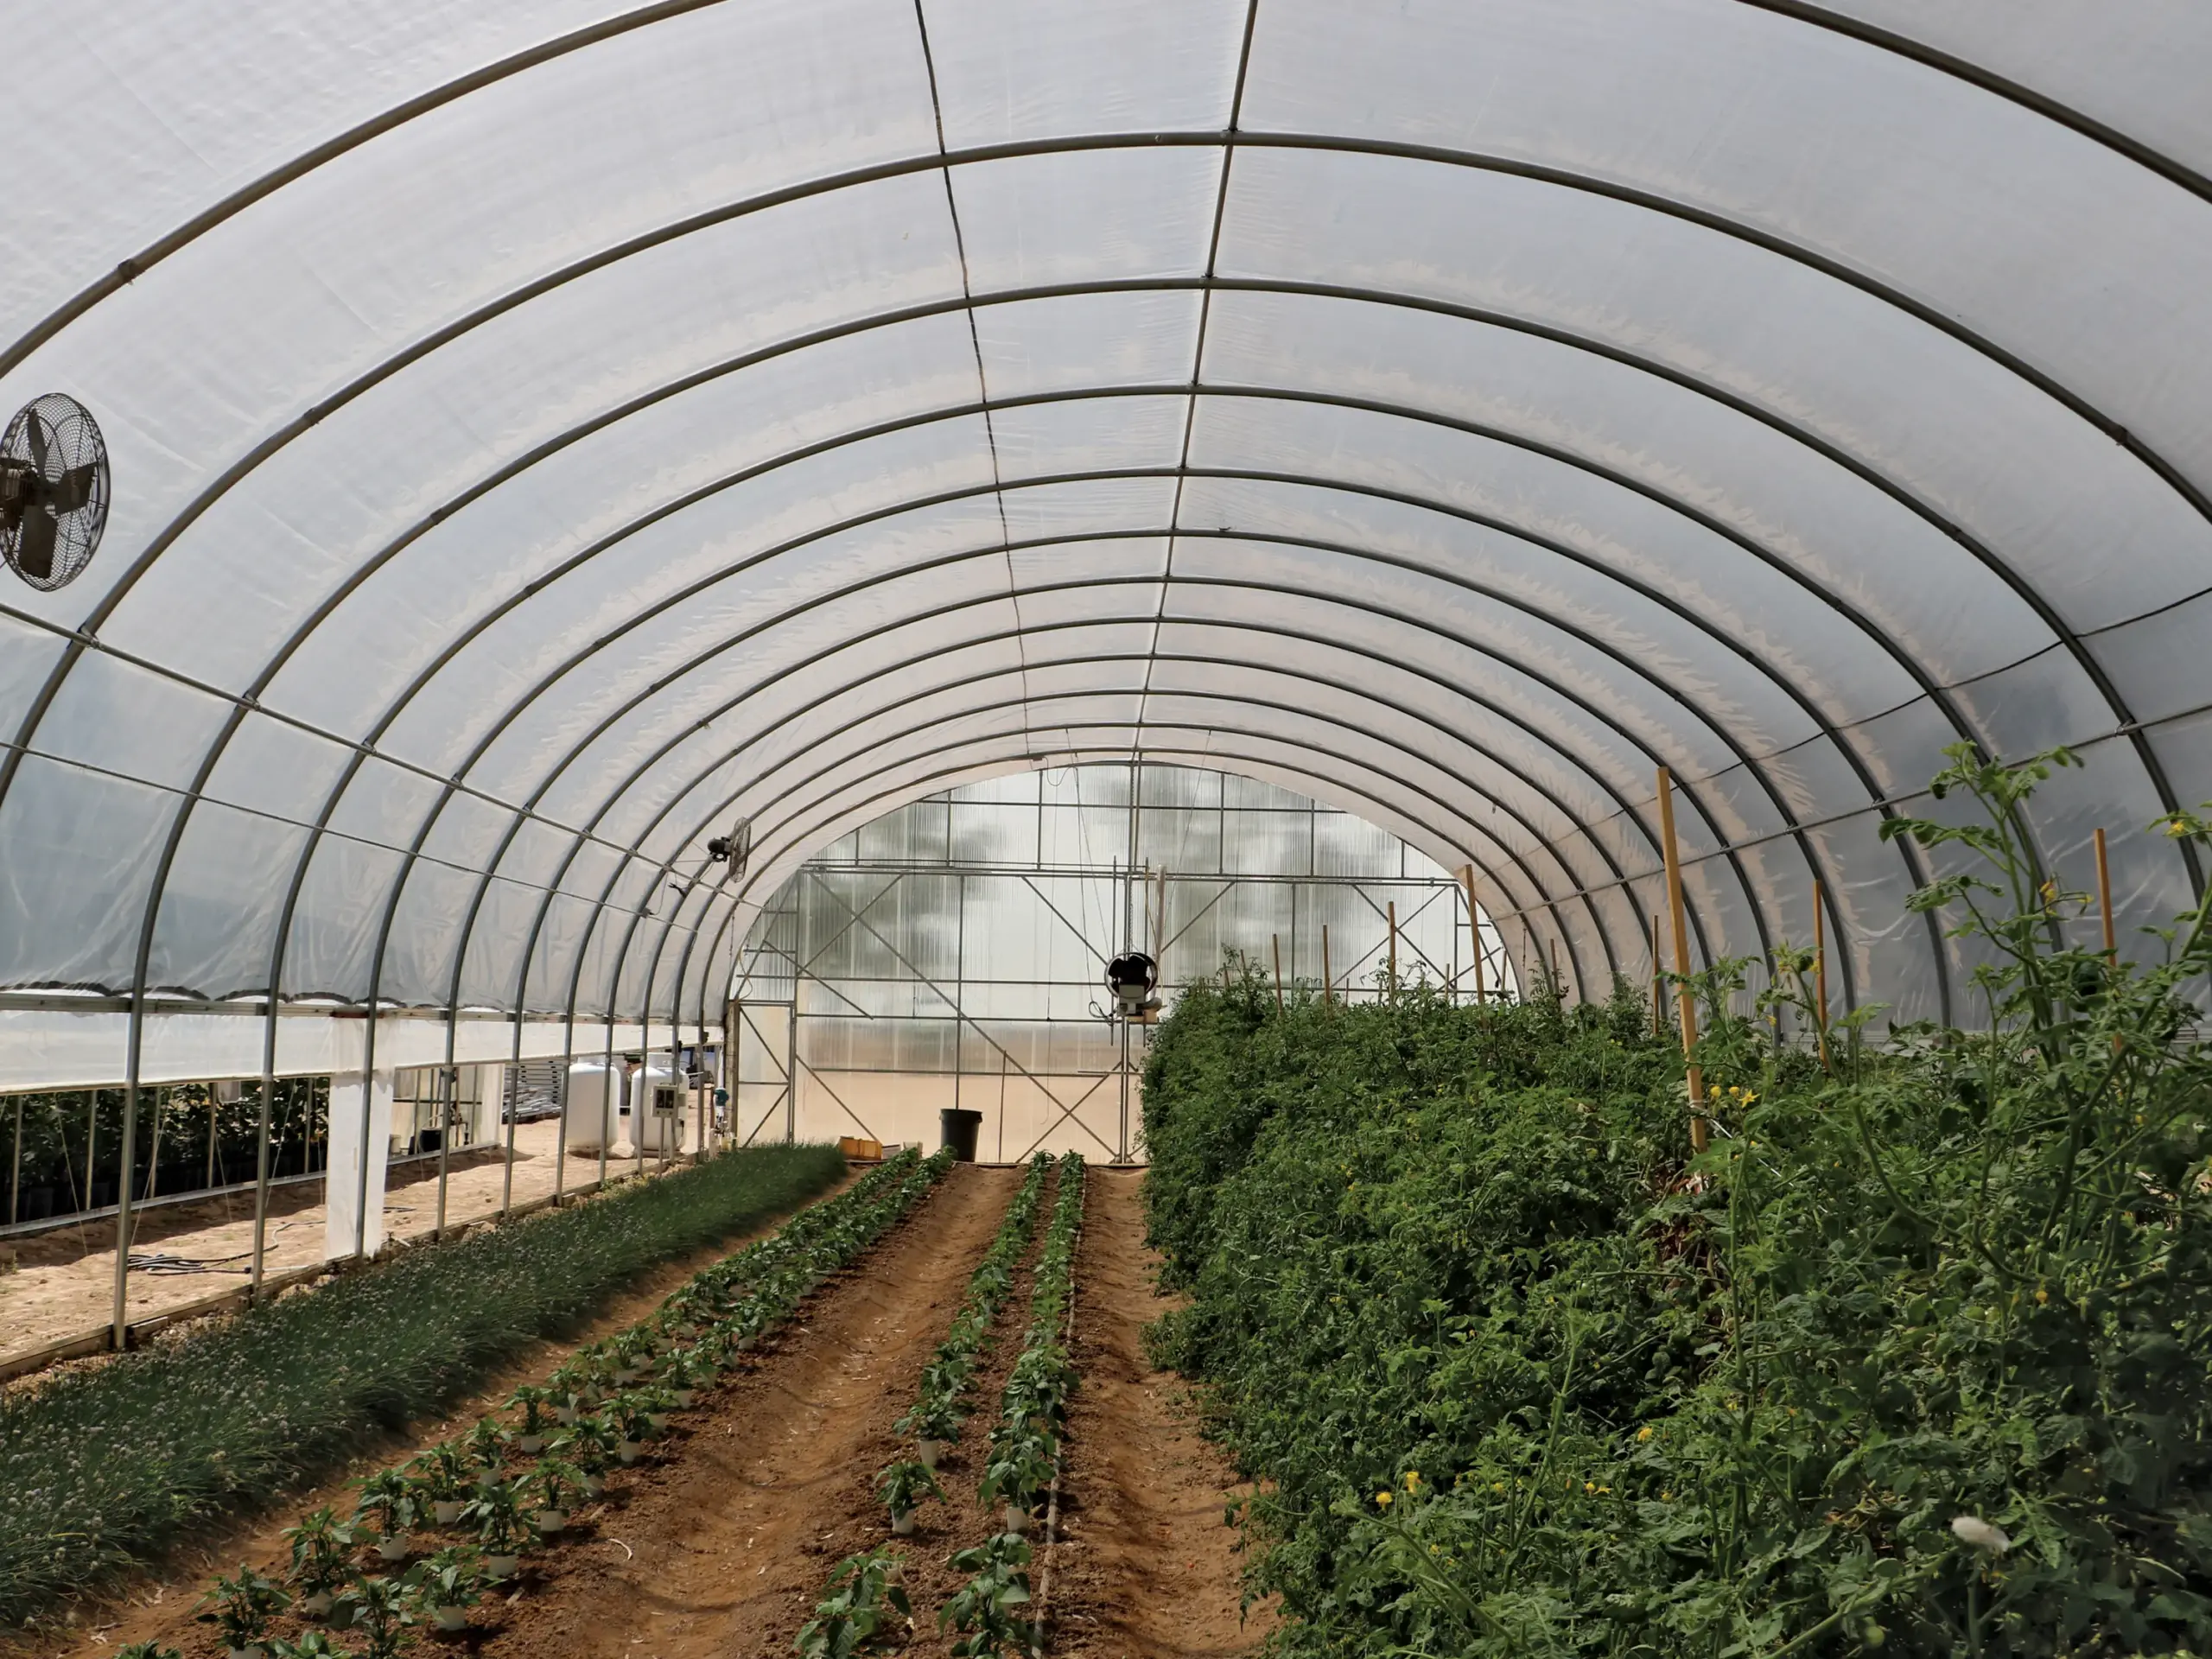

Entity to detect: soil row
[32,1165,1270,1659]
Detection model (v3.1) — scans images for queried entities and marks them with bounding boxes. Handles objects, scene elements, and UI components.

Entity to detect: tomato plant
[1146,753,2212,1656]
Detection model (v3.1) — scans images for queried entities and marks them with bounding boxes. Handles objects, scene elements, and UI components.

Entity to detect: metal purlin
[302,467,1882,1013]
[0,265,2148,865]
[179,416,1917,1020]
[50,333,1943,983]
[544,675,1623,1052]
[8,0,2209,380]
[26,218,2167,1092]
[683,715,1610,1004]
[524,668,1628,1084]
[25,83,2212,1321]
[3,130,2202,870]
[483,614,1751,1124]
[422,568,1770,1162]
[200,379,1902,1044]
[163,519,1858,1057]
[55,486,1902,1318]
[575,690,1626,1019]
[9,256,2185,1065]
[1135,0,1264,763]
[321,529,1815,1055]
[477,652,1637,1097]
[563,624,1854,1053]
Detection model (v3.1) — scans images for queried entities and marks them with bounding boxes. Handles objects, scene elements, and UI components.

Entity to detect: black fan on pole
[708,815,752,880]
[2,393,109,591]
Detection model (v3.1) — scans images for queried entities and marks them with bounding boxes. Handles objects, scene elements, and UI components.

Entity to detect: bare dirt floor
[0,1122,683,1370]
[1049,1169,1275,1657]
[27,1163,1270,1659]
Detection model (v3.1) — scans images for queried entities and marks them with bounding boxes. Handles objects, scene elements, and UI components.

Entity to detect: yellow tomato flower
[1405,1471,1421,1491]
[1376,1491,1393,1506]
[1637,1426,1654,1442]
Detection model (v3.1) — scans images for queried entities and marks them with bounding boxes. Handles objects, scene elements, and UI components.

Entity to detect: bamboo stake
[1322,924,1333,1007]
[1461,865,1485,1003]
[2094,827,2116,959]
[1387,900,1398,1002]
[1656,768,1708,1154]
[1271,932,1285,1013]
[1813,880,1831,1075]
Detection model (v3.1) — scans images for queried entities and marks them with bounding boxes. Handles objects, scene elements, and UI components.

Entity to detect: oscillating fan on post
[708,815,752,880]
[2,393,109,591]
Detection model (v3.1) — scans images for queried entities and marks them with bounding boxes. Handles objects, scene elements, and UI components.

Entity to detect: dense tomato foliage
[1146,752,2212,1657]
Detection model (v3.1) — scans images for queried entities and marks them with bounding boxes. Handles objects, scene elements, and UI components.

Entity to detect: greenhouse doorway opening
[729,762,1516,1163]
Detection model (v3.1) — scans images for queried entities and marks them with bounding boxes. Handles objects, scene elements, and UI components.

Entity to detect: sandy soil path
[24,1163,1273,1659]
[1049,1168,1274,1656]
[480,1161,1019,1658]
[16,1166,861,1659]
[0,1122,666,1369]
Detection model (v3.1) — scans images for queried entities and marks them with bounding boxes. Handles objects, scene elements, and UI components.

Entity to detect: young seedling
[264,1634,355,1659]
[196,1564,290,1658]
[874,1459,944,1537]
[406,1545,483,1632]
[548,1419,617,1495]
[458,1480,531,1575]
[281,1508,360,1616]
[332,1573,418,1659]
[525,1457,588,1531]
[938,1534,1034,1659]
[352,1471,420,1562]
[794,1548,911,1659]
[461,1417,512,1488]
[506,1384,552,1452]
[410,1444,472,1524]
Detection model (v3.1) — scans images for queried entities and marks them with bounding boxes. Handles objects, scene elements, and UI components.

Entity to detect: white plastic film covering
[0,0,2205,1067]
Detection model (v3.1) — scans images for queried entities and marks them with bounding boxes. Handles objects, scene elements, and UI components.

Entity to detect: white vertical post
[325,1069,395,1260]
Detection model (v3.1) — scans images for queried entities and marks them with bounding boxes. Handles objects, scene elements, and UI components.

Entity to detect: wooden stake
[1461,865,1485,1003]
[1271,932,1285,1013]
[1812,879,1831,1076]
[1322,924,1333,1007]
[1387,900,1398,1002]
[1656,768,1708,1153]
[2094,826,2123,1057]
[2094,827,2116,959]
[1650,911,1665,1033]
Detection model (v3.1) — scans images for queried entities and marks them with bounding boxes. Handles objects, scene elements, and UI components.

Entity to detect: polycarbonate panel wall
[3,1,2209,1071]
[734,763,1512,1159]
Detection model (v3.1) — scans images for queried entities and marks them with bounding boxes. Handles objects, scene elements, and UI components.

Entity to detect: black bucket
[939,1108,983,1162]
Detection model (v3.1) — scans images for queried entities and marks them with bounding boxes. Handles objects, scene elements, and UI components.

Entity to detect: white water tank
[634,1055,688,1155]
[563,1060,620,1153]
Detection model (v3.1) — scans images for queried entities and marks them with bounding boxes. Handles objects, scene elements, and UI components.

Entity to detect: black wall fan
[708,816,753,880]
[2,393,109,591]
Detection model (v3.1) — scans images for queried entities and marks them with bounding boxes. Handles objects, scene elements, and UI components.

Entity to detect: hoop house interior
[4,0,2212,1085]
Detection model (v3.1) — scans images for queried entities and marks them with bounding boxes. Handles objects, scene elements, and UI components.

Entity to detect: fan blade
[16,505,57,582]
[49,461,99,514]
[23,410,48,478]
